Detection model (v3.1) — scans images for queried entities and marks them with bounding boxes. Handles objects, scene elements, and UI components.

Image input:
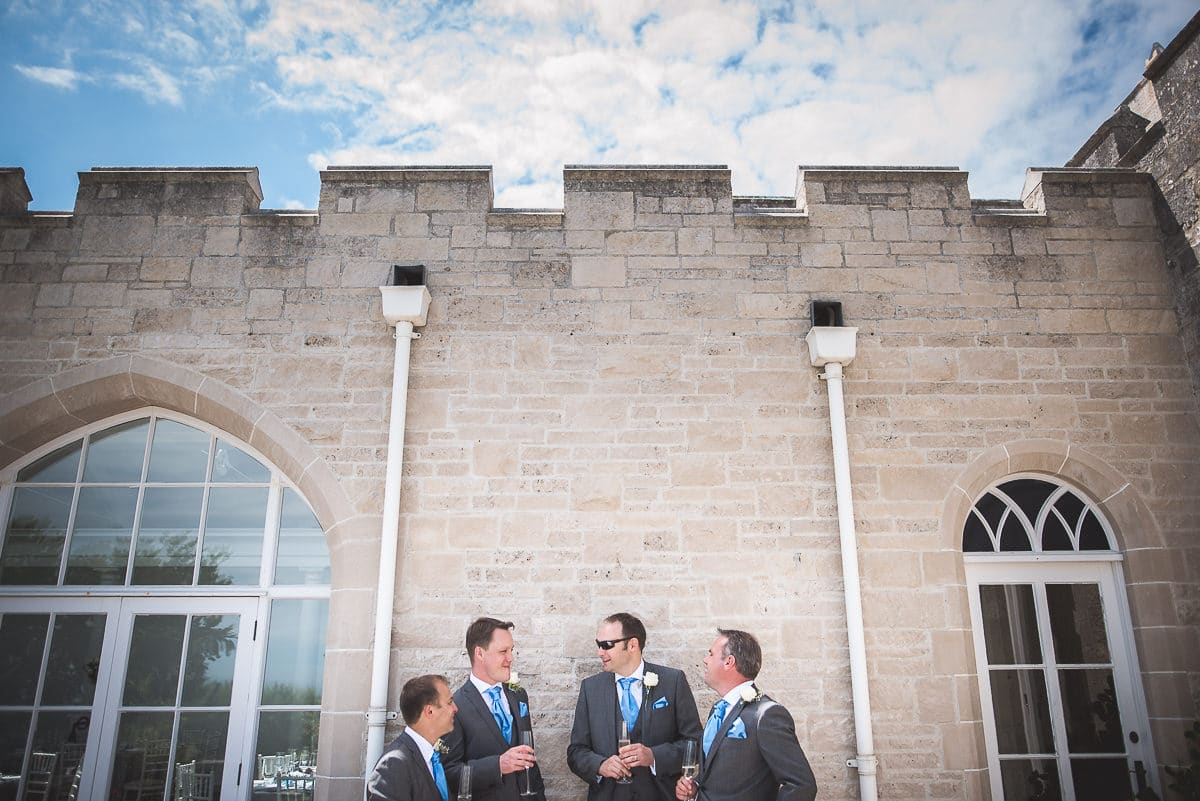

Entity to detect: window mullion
[1034,581,1074,801]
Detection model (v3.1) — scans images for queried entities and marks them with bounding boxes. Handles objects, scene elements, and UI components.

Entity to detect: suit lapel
[460,681,511,751]
[636,662,659,738]
[702,698,745,769]
[402,733,442,801]
[503,686,522,746]
[598,676,619,750]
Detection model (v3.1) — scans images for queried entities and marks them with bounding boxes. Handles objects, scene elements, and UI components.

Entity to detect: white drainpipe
[806,325,878,801]
[365,284,431,788]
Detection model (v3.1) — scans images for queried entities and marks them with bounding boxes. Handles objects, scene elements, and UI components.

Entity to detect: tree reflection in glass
[131,488,203,585]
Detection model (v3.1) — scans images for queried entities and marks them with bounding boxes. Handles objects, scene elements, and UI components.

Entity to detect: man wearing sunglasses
[568,612,703,801]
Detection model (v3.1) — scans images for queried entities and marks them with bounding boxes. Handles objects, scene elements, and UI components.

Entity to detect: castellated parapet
[1,160,1197,801]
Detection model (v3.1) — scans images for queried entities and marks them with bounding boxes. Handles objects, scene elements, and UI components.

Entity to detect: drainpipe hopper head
[806,326,858,367]
[380,264,431,326]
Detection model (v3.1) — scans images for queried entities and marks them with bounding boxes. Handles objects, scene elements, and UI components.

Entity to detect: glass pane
[999,514,1032,551]
[200,488,267,585]
[82,419,149,483]
[146,419,210,483]
[0,614,49,705]
[1059,669,1124,753]
[64,487,138,585]
[999,758,1062,801]
[1047,584,1110,664]
[181,615,239,706]
[108,712,172,801]
[31,710,91,801]
[989,669,1054,754]
[1053,492,1085,530]
[963,510,992,552]
[254,711,320,787]
[1069,757,1131,800]
[42,615,106,706]
[1079,511,1112,550]
[1041,512,1073,551]
[212,440,269,483]
[0,712,31,801]
[132,488,202,585]
[17,442,82,483]
[261,600,328,704]
[976,492,1006,532]
[980,585,1041,665]
[274,490,330,585]
[123,615,186,707]
[176,711,229,800]
[998,479,1057,524]
[0,486,74,585]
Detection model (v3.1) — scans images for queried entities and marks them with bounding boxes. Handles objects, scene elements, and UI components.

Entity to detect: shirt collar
[613,660,646,684]
[404,727,437,764]
[470,672,504,698]
[720,680,756,708]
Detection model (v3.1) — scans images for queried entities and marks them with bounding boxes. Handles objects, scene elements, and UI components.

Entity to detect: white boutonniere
[506,671,521,691]
[739,685,762,704]
[643,672,659,689]
[433,738,449,755]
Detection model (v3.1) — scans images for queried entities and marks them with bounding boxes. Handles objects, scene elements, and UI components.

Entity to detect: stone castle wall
[1,163,1198,800]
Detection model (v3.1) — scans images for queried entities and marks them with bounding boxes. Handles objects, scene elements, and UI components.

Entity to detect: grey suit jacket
[368,731,444,801]
[698,691,817,801]
[567,662,703,801]
[443,680,546,801]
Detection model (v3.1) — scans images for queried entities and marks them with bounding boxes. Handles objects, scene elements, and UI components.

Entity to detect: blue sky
[2,0,1195,211]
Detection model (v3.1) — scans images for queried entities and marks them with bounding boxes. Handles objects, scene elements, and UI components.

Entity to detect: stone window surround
[0,354,377,795]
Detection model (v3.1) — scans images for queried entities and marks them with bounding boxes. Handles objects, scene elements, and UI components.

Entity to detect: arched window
[0,411,329,801]
[962,475,1157,801]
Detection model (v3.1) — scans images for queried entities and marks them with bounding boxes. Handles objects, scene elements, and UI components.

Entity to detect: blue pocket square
[519,701,529,718]
[652,696,669,710]
[727,718,747,739]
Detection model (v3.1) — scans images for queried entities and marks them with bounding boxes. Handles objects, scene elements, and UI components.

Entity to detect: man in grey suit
[443,618,546,801]
[369,674,458,801]
[675,629,817,801]
[568,612,704,801]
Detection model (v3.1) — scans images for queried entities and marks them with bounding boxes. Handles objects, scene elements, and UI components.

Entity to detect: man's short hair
[465,617,515,664]
[604,612,648,651]
[718,628,762,680]
[400,674,448,726]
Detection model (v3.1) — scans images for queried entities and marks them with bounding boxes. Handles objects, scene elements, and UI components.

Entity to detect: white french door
[966,559,1157,801]
[0,595,261,801]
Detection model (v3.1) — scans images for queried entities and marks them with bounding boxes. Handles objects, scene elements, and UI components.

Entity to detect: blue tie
[618,677,640,729]
[487,685,513,742]
[702,700,729,756]
[431,751,448,801]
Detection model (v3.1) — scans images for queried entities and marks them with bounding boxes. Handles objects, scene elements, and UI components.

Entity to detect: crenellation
[3,119,1200,801]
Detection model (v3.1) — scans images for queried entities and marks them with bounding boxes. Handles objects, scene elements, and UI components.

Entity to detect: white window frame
[963,474,1158,800]
[0,409,330,801]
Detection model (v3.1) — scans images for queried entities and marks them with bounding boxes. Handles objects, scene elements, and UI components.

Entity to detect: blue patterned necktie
[702,700,729,756]
[618,677,640,729]
[431,751,448,801]
[487,685,513,742]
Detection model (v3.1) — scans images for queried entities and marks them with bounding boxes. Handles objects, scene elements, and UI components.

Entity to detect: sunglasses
[595,637,633,650]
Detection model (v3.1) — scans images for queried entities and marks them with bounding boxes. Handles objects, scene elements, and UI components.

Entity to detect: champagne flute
[519,730,537,797]
[457,763,472,801]
[616,720,632,784]
[681,740,699,780]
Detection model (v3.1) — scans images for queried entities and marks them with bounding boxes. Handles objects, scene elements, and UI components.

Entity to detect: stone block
[566,191,636,230]
[571,256,625,288]
[203,226,240,256]
[871,209,910,240]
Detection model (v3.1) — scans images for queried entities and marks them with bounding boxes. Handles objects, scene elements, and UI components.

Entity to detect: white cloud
[20,0,1185,205]
[113,62,184,105]
[14,64,86,89]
